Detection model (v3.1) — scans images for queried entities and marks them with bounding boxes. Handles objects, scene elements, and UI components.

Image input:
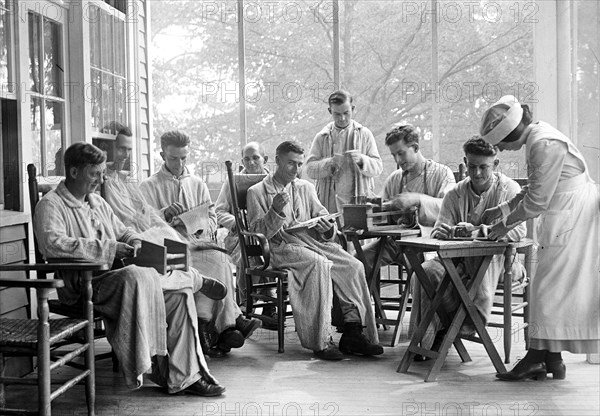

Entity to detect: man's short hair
[64,142,106,177]
[103,121,131,137]
[116,125,132,138]
[160,130,190,150]
[328,90,353,107]
[276,141,304,156]
[384,124,420,148]
[463,136,497,157]
[242,141,264,156]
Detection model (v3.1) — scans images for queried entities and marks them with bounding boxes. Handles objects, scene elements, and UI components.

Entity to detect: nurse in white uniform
[480,95,599,381]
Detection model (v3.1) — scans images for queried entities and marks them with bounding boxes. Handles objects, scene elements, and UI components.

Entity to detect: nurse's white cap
[479,95,523,145]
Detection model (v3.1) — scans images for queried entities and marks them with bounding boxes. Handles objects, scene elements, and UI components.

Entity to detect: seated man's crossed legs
[190,248,262,357]
[275,242,383,360]
[92,265,225,396]
[151,288,225,397]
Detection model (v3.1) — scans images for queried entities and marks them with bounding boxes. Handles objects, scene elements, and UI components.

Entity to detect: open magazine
[284,212,342,233]
[172,202,212,235]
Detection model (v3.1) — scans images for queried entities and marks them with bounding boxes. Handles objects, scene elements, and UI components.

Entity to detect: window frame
[26,7,69,178]
[88,0,130,140]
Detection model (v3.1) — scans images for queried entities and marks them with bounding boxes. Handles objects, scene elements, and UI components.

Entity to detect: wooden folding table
[395,237,508,381]
[345,227,420,346]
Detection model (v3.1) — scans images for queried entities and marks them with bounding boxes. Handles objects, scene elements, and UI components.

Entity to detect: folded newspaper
[284,212,342,233]
[173,202,211,235]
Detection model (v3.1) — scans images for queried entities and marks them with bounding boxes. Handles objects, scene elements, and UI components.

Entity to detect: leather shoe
[235,315,262,339]
[496,360,547,381]
[219,328,245,349]
[414,330,446,361]
[205,346,227,358]
[314,344,344,361]
[260,307,283,331]
[338,323,383,356]
[545,360,566,380]
[183,378,226,397]
[199,277,227,300]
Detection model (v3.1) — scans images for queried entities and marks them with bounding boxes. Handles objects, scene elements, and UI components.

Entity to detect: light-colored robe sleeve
[382,170,401,200]
[139,178,169,220]
[418,166,455,226]
[215,181,236,231]
[305,133,335,180]
[507,139,567,225]
[432,179,526,242]
[34,197,137,265]
[357,127,383,178]
[247,184,286,240]
[199,181,218,235]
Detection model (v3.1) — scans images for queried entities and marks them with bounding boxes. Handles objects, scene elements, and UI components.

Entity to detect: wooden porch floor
[5,313,600,416]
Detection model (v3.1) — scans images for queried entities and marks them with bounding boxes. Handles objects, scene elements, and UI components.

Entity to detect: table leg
[353,235,389,325]
[398,251,471,374]
[439,256,507,374]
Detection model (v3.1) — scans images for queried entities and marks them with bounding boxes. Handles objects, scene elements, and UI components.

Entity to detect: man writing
[247,141,383,360]
[414,137,526,354]
[306,90,382,214]
[34,142,225,396]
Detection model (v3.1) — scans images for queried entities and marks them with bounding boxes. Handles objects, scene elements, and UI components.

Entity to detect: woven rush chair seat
[0,318,88,349]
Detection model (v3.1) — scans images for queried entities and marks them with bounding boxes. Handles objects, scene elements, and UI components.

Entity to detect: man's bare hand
[132,239,142,257]
[345,150,363,167]
[482,206,502,224]
[164,202,185,222]
[432,223,452,240]
[391,192,420,210]
[324,158,341,176]
[116,242,135,259]
[272,192,290,215]
[313,217,335,234]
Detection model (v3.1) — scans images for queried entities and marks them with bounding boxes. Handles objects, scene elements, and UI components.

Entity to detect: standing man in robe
[34,142,225,396]
[103,125,254,357]
[306,90,383,214]
[247,140,383,360]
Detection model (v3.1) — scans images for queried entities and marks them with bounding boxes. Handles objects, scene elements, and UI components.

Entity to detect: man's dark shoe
[313,343,344,361]
[199,277,227,300]
[198,319,219,352]
[338,322,383,356]
[219,328,245,349]
[259,306,282,331]
[183,378,226,397]
[206,346,227,358]
[414,329,446,361]
[235,314,262,339]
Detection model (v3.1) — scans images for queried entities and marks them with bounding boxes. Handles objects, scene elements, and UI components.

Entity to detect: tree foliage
[151,0,535,189]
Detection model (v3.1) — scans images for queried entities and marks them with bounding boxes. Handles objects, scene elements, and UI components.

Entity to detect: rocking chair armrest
[0,277,64,289]
[239,229,272,270]
[0,262,106,273]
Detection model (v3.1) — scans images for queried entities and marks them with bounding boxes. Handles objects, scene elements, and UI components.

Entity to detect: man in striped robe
[247,141,383,360]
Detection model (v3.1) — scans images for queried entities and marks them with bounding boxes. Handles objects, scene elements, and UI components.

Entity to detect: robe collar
[55,180,101,210]
[317,119,364,138]
[158,163,192,180]
[263,173,297,195]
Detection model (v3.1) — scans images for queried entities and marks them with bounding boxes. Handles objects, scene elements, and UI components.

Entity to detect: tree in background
[151,0,535,190]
